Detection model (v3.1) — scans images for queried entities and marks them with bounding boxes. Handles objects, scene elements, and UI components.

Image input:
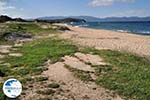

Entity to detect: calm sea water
[71,21,150,36]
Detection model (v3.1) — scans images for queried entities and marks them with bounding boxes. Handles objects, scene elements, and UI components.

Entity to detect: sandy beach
[0,21,149,99]
[60,26,150,58]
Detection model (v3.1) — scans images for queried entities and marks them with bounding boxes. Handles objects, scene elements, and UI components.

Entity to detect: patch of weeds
[75,71,93,82]
[20,76,34,84]
[35,76,48,82]
[48,83,60,88]
[0,38,77,100]
[3,38,78,77]
[82,48,150,100]
[37,96,52,100]
[0,69,5,77]
[65,65,93,82]
[32,67,48,74]
[0,65,11,77]
[0,82,5,100]
[91,65,114,76]
[16,68,30,76]
[36,89,55,95]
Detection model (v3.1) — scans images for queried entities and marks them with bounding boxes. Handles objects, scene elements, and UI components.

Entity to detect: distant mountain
[39,16,150,22]
[0,15,13,22]
[0,15,27,23]
[38,16,66,20]
[35,18,86,23]
[38,16,100,22]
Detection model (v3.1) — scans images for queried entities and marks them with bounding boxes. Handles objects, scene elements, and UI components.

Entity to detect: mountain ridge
[38,16,150,22]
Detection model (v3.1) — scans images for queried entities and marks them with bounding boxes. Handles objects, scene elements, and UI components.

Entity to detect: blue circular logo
[3,79,22,98]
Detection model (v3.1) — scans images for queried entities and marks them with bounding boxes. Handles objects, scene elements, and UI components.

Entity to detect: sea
[70,21,150,36]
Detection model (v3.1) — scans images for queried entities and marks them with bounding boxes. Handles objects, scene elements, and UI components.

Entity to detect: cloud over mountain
[89,0,135,7]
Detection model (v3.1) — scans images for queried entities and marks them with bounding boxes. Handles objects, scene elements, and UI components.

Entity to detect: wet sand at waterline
[60,26,150,57]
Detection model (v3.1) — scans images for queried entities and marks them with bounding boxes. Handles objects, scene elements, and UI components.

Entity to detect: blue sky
[0,0,150,18]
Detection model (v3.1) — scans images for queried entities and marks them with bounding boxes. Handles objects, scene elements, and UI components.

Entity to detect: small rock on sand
[0,55,5,59]
[9,53,23,57]
[11,48,18,51]
[14,43,23,47]
[0,45,12,54]
[0,49,10,54]
[0,61,4,64]
[1,63,11,67]
[0,45,12,49]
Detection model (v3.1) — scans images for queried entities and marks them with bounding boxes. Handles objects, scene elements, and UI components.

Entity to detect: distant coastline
[1,15,150,36]
[69,21,150,36]
[38,16,150,22]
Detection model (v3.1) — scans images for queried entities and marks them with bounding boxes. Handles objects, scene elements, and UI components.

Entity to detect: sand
[60,26,150,58]
[44,57,122,100]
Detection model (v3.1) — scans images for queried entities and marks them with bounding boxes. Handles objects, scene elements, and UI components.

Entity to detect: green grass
[0,83,5,100]
[0,22,58,44]
[2,38,77,77]
[1,22,150,100]
[64,64,93,82]
[5,22,57,35]
[0,38,78,99]
[82,48,150,100]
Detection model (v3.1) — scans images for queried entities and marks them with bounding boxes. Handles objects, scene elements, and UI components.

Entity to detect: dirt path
[43,53,123,100]
[60,26,150,57]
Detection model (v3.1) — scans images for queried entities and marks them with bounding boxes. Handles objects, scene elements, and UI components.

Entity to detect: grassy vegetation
[4,22,57,35]
[82,48,150,100]
[0,22,150,100]
[0,22,59,45]
[1,38,77,77]
[0,38,78,99]
[0,83,5,100]
[64,64,93,82]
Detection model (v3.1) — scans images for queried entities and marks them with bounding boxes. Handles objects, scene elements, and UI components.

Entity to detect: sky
[0,0,150,18]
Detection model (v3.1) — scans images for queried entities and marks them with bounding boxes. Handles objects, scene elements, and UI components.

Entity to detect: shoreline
[72,25,150,37]
[86,27,150,36]
[60,25,150,57]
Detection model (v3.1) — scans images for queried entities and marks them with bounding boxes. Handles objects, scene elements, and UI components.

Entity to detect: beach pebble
[9,53,23,57]
[0,55,5,59]
[0,45,12,49]
[0,49,10,54]
[14,43,23,47]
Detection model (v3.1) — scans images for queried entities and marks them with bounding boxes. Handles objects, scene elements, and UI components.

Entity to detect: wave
[116,30,130,33]
[138,31,150,34]
[116,30,150,35]
[71,22,150,35]
[74,24,89,27]
[117,30,150,35]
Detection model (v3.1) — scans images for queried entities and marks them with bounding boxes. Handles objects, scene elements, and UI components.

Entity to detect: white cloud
[0,1,7,11]
[89,0,135,7]
[0,0,25,18]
